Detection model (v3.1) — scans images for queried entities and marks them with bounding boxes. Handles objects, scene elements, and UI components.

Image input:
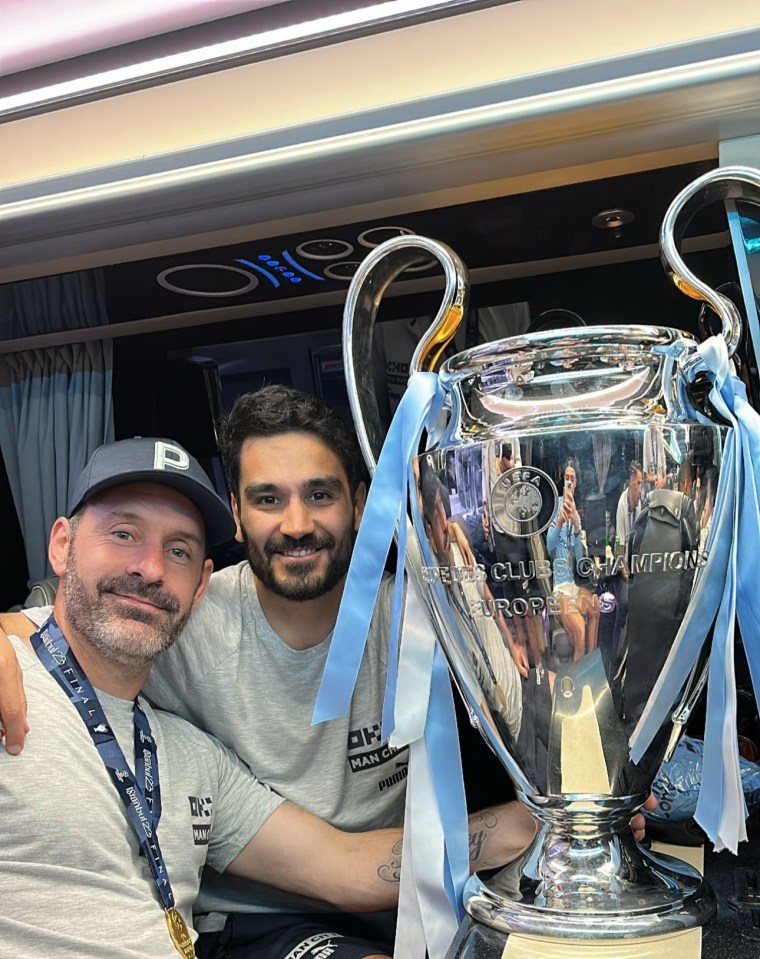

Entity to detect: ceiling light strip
[0,0,490,121]
[1,47,758,234]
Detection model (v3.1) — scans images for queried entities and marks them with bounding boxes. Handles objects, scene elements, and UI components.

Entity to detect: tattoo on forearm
[377,838,403,883]
[468,810,498,863]
[469,829,487,863]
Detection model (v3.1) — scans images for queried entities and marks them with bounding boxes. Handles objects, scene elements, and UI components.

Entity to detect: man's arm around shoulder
[0,612,36,753]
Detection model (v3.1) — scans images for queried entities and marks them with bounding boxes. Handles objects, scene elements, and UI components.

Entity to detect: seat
[8,576,59,612]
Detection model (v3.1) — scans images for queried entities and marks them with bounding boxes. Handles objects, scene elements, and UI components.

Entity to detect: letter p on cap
[154,441,190,472]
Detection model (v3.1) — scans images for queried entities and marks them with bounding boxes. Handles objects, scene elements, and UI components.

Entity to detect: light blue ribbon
[312,371,445,725]
[427,643,470,917]
[726,203,760,369]
[630,334,760,852]
[393,645,471,957]
[389,573,436,749]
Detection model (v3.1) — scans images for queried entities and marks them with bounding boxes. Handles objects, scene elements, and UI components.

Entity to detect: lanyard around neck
[30,616,174,912]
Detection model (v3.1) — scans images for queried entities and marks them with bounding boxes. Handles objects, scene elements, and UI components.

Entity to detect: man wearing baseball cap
[0,437,462,959]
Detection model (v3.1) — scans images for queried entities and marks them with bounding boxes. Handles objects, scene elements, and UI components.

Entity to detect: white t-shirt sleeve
[21,605,53,628]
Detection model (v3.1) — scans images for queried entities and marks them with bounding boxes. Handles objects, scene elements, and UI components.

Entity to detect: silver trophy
[343,167,759,954]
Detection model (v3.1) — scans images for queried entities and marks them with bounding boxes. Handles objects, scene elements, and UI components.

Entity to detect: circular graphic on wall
[296,239,354,260]
[156,264,259,297]
[324,261,360,281]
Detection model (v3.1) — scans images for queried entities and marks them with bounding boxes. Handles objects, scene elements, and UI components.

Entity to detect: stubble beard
[62,539,192,668]
[241,525,355,602]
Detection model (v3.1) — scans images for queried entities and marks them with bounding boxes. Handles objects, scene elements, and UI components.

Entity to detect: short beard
[241,526,354,602]
[62,539,193,668]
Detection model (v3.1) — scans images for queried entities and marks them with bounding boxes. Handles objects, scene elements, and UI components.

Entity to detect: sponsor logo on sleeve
[188,795,212,845]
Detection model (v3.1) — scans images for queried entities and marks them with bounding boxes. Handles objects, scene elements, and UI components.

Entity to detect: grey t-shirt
[1,627,283,959]
[141,562,408,924]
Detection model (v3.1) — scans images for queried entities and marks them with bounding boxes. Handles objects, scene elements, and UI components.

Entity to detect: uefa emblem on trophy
[338,166,760,954]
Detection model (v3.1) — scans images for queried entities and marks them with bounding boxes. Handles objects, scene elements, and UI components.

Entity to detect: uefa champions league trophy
[341,167,760,955]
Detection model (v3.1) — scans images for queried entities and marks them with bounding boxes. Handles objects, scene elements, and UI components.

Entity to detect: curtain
[0,271,114,583]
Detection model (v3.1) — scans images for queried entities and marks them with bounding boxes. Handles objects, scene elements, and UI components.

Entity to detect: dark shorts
[197,910,396,959]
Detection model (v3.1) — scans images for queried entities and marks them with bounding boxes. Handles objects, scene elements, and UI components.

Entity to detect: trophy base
[460,819,715,945]
[446,917,705,959]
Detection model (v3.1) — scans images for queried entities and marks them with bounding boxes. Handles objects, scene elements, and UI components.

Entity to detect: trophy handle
[660,164,760,357]
[342,235,469,473]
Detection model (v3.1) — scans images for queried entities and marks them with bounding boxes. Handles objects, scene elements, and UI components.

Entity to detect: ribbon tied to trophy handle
[632,165,760,855]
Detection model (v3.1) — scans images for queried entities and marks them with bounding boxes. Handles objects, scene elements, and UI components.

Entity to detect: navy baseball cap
[67,438,235,546]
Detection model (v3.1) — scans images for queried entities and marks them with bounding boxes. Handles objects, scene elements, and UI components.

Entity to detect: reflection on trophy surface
[342,167,760,956]
[418,419,711,800]
[420,466,524,743]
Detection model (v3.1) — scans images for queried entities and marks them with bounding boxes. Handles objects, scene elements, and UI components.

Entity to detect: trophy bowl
[341,167,758,952]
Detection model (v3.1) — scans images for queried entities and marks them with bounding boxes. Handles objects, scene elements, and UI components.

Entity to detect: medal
[166,907,195,959]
